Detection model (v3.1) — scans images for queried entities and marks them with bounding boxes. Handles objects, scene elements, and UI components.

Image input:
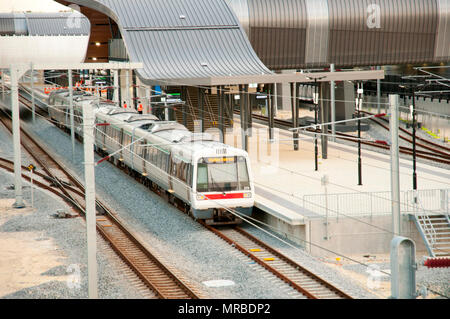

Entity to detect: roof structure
[0,12,90,36]
[55,0,273,85]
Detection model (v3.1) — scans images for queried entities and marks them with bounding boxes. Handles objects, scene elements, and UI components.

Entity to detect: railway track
[0,108,200,299]
[12,90,356,299]
[243,111,450,165]
[202,223,353,299]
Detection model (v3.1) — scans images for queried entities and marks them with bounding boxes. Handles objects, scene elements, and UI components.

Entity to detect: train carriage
[49,90,254,224]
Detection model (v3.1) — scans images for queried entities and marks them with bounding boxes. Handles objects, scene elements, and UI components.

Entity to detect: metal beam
[147,70,385,86]
[23,62,143,71]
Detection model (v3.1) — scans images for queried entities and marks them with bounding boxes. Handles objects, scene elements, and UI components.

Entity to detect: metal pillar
[219,86,225,143]
[30,63,35,123]
[320,83,328,159]
[411,91,417,192]
[377,66,381,114]
[240,85,249,152]
[248,88,252,137]
[68,70,75,162]
[244,85,249,151]
[290,83,299,151]
[181,86,187,127]
[356,82,363,185]
[198,87,204,132]
[1,69,4,97]
[82,101,98,299]
[313,82,319,171]
[273,83,278,117]
[132,70,137,109]
[268,84,274,140]
[113,69,119,104]
[330,64,336,141]
[164,91,169,121]
[390,95,401,236]
[11,66,26,208]
[125,69,130,107]
[145,86,150,114]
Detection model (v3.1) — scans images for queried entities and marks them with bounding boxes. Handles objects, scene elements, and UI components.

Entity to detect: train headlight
[243,192,252,198]
[196,194,206,200]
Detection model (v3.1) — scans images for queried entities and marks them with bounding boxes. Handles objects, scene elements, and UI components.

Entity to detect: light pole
[313,81,319,171]
[356,82,363,186]
[306,76,326,171]
[400,84,418,194]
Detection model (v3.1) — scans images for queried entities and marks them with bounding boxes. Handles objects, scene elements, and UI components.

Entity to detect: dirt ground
[0,199,69,297]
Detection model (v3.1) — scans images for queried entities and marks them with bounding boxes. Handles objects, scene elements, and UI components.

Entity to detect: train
[48,89,254,225]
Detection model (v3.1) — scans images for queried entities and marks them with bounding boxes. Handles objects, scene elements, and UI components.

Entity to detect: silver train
[48,90,254,224]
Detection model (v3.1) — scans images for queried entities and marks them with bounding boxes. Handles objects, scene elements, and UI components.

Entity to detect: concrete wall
[307,215,427,258]
[256,210,428,258]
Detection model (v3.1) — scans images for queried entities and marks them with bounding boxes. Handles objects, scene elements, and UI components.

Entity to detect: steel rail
[0,108,199,299]
[200,222,352,299]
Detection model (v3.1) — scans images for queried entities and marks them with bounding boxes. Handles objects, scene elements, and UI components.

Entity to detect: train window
[188,164,193,187]
[237,157,250,190]
[196,156,249,192]
[197,164,208,192]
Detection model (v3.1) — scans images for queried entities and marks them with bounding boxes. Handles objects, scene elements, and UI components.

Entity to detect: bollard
[390,236,417,299]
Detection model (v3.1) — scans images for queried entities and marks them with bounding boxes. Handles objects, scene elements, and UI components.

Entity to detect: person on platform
[123,101,127,109]
[138,101,143,114]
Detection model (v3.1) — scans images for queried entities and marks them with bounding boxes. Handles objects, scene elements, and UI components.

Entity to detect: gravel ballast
[0,170,146,299]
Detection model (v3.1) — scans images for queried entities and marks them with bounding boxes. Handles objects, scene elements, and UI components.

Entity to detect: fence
[302,189,449,219]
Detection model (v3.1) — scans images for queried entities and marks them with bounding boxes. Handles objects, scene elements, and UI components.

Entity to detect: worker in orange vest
[137,101,143,114]
[123,101,127,109]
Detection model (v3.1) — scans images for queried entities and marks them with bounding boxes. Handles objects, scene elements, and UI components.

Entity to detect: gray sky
[0,0,69,12]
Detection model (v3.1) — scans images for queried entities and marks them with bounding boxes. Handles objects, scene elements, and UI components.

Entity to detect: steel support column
[113,69,119,104]
[198,87,204,132]
[82,102,98,299]
[219,86,225,143]
[290,83,299,151]
[320,82,328,159]
[68,69,75,162]
[390,95,401,236]
[377,66,381,114]
[30,63,35,123]
[330,64,336,141]
[10,66,27,208]
[268,84,274,140]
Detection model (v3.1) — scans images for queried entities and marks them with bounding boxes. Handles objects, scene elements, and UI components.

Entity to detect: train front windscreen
[196,156,250,192]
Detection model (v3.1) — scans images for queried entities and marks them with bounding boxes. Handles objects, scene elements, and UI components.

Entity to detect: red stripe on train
[205,193,244,200]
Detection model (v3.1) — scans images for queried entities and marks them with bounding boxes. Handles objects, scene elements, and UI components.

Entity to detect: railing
[302,189,449,219]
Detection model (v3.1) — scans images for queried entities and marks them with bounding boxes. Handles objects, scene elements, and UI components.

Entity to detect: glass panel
[196,156,250,192]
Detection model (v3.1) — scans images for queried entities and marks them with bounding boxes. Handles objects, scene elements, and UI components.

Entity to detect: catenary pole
[11,66,25,208]
[390,94,401,236]
[82,101,98,299]
[31,63,35,123]
[68,69,75,162]
[330,64,336,141]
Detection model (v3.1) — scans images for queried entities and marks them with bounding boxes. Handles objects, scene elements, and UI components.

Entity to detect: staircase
[173,86,232,132]
[412,214,450,257]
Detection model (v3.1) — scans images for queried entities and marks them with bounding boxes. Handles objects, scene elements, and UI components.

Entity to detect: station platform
[224,118,449,221]
[218,117,449,256]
